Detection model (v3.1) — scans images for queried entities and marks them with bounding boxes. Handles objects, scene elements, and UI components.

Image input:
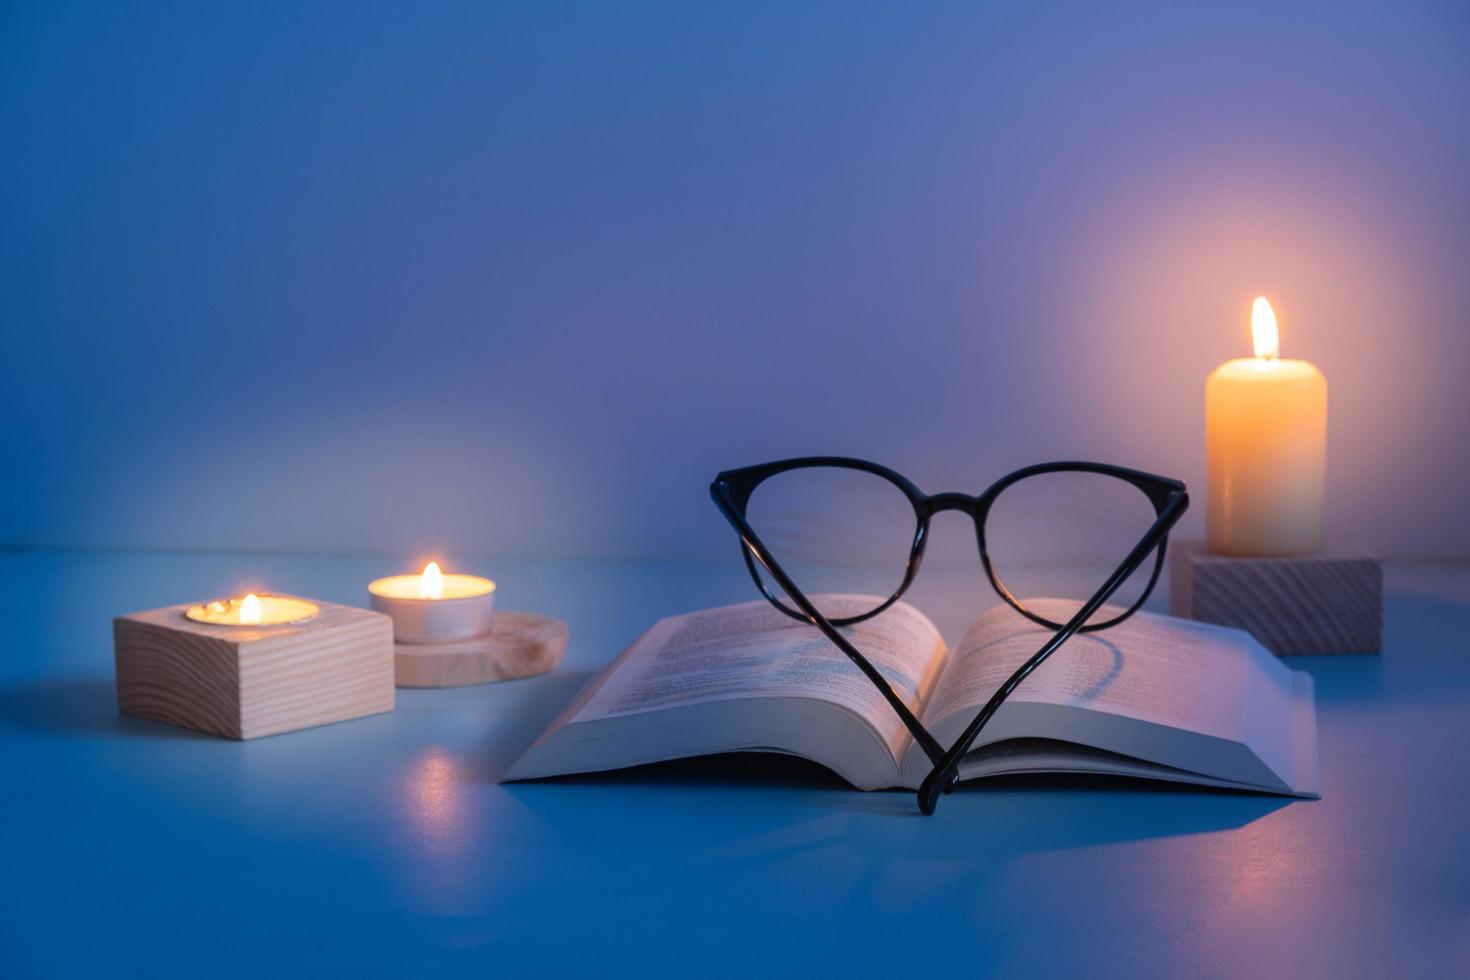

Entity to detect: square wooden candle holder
[1168,539,1381,655]
[114,599,395,739]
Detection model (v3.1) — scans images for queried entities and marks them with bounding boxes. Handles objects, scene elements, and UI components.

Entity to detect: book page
[922,599,1279,743]
[572,596,946,754]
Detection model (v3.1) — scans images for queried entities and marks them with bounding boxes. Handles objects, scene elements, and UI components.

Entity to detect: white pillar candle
[1205,297,1327,556]
[368,562,497,644]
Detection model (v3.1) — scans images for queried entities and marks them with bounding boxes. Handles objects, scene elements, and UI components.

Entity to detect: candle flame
[240,593,262,625]
[420,561,444,600]
[1251,296,1279,361]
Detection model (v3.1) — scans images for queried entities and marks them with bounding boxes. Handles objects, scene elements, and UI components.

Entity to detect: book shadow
[505,750,1293,852]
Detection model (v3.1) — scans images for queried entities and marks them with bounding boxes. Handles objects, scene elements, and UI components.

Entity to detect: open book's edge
[950,750,1299,795]
[503,597,943,786]
[500,623,653,783]
[499,695,901,789]
[899,691,1321,797]
[1289,670,1322,799]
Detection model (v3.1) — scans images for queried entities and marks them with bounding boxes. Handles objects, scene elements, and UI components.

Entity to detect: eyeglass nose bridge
[911,493,985,574]
[923,491,982,518]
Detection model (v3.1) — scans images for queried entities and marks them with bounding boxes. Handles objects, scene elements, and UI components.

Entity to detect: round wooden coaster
[394,610,567,688]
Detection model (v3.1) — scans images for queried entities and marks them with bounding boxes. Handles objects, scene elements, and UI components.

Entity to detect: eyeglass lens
[742,466,1159,626]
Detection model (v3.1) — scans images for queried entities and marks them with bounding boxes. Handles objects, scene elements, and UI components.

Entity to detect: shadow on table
[514,749,1295,799]
[0,676,213,740]
[502,749,1292,854]
[483,659,1294,853]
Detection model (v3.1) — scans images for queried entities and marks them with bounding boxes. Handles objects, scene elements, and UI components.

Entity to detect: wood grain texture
[114,599,395,738]
[393,610,567,688]
[1169,539,1381,655]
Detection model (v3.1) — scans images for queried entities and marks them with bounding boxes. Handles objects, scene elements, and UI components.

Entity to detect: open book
[504,597,1320,797]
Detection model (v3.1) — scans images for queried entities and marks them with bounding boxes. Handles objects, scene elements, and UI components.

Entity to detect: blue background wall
[4,1,1467,560]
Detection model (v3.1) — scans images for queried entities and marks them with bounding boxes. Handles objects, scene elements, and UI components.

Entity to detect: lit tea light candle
[368,562,497,644]
[1205,297,1327,556]
[184,593,320,626]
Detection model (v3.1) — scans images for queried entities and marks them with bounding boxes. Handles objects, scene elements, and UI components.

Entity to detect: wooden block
[1169,539,1381,655]
[114,599,395,739]
[394,610,567,688]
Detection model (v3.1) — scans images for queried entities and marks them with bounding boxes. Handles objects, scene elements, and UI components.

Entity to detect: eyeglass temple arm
[711,484,947,765]
[915,489,1189,816]
[744,531,948,765]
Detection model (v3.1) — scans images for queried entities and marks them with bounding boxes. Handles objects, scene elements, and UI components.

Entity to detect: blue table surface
[1,549,1467,978]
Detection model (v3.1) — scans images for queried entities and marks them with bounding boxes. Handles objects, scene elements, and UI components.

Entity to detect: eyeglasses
[710,458,1189,815]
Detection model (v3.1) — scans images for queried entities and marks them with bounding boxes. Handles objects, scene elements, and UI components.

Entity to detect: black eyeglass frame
[710,457,1189,815]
